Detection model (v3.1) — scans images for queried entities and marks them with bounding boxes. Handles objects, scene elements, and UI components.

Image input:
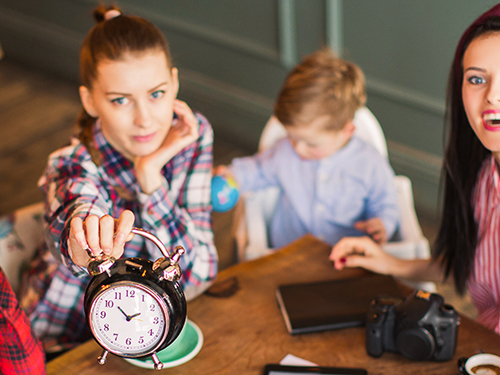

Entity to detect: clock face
[89,281,169,356]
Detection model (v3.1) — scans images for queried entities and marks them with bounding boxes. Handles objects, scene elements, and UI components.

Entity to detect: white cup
[460,353,500,375]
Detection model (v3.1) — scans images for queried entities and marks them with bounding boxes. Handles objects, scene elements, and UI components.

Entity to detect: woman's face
[80,49,179,161]
[462,32,500,162]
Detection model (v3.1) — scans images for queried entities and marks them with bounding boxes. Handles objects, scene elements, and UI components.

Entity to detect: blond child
[222,49,399,248]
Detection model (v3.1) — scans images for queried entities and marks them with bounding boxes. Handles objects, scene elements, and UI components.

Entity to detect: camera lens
[396,328,435,361]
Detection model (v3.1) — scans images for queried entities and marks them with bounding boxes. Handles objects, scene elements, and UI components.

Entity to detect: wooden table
[47,234,500,374]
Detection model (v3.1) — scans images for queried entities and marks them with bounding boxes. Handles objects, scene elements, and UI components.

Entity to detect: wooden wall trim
[86,0,298,68]
[325,0,343,55]
[0,5,82,53]
[278,0,297,68]
[180,68,274,117]
[366,76,446,116]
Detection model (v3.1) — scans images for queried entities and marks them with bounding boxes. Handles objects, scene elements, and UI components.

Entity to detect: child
[21,5,218,352]
[222,49,399,249]
[330,3,500,335]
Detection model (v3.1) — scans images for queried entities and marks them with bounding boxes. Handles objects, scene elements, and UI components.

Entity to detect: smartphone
[262,364,367,375]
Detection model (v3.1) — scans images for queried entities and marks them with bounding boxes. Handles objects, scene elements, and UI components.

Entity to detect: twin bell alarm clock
[211,174,239,212]
[84,227,187,370]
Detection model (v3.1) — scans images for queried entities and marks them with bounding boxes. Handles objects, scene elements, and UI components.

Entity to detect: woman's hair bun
[92,4,122,23]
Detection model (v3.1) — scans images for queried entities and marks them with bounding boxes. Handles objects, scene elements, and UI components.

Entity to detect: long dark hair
[433,4,500,294]
[76,4,173,160]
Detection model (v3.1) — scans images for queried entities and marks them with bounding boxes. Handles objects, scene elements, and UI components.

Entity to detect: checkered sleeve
[139,113,218,290]
[38,142,109,277]
[0,268,46,374]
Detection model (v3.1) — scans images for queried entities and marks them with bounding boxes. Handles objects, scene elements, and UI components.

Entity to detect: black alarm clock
[84,227,187,370]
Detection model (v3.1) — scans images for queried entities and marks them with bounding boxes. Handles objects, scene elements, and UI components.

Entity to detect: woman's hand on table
[68,210,135,267]
[329,236,401,275]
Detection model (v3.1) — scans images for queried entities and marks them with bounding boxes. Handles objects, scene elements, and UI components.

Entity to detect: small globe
[211,175,239,212]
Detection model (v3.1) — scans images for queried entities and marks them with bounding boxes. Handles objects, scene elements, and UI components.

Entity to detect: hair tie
[104,9,121,21]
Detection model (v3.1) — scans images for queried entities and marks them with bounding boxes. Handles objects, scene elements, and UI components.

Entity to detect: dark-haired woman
[330,3,500,335]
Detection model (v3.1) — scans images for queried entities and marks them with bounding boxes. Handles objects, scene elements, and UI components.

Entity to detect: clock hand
[117,306,133,321]
[130,312,141,319]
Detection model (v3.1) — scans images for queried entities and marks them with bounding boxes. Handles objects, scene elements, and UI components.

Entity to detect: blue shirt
[230,136,400,248]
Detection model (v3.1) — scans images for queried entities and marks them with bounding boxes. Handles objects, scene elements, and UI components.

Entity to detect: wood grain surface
[47,235,500,375]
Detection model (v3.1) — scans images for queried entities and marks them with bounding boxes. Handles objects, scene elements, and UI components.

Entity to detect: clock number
[105,300,114,308]
[113,333,118,341]
[148,329,154,336]
[149,304,156,312]
[126,290,136,298]
[125,337,132,346]
[138,336,144,344]
[104,324,109,331]
[153,316,159,325]
[100,311,106,319]
[114,291,122,300]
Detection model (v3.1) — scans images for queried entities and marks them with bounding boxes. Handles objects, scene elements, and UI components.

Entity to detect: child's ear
[343,120,355,137]
[79,86,98,118]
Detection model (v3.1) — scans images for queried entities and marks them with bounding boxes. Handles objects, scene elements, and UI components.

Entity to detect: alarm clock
[84,228,187,370]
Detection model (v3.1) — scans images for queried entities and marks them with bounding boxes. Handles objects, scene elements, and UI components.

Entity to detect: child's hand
[213,165,235,180]
[68,210,135,268]
[135,100,199,193]
[354,218,387,244]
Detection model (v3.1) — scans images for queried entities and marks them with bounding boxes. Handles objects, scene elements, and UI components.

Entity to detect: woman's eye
[111,97,129,106]
[151,90,165,99]
[468,76,486,85]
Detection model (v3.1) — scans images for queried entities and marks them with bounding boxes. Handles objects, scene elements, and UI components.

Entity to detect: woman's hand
[68,210,135,268]
[329,236,400,275]
[135,100,199,194]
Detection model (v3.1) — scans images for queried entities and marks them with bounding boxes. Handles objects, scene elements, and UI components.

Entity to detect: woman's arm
[38,143,118,276]
[330,236,443,282]
[138,113,218,290]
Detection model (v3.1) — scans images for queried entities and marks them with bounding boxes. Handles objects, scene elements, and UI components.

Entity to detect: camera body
[366,290,460,361]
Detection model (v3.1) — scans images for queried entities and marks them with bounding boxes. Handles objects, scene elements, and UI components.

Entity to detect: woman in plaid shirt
[22,5,218,353]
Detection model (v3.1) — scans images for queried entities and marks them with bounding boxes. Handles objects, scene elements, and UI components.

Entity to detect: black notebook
[276,274,403,334]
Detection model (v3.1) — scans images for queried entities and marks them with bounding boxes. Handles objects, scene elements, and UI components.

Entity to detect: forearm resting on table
[390,257,443,283]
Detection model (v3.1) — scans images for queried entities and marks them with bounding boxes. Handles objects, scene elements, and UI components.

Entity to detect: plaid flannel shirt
[0,268,45,374]
[23,112,217,349]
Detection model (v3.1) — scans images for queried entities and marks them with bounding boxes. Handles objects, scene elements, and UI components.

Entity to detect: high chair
[234,107,436,292]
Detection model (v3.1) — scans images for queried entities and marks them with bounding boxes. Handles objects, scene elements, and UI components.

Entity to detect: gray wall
[0,0,497,218]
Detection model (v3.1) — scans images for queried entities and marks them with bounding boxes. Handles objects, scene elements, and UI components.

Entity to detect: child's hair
[274,48,366,131]
[76,4,173,158]
[433,4,500,295]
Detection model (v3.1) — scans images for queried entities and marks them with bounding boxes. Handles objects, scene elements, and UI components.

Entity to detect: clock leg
[151,353,164,370]
[97,349,109,365]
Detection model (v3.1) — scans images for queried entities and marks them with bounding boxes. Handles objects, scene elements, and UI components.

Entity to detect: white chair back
[258,107,388,159]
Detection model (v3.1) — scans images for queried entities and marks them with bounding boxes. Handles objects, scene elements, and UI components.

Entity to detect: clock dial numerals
[90,283,169,355]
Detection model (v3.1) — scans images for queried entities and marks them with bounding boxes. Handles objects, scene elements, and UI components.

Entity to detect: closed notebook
[276,274,403,334]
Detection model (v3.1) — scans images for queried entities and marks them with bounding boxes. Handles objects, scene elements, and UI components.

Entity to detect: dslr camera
[366,290,460,361]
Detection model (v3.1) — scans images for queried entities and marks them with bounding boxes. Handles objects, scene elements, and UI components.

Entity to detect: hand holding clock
[68,210,136,268]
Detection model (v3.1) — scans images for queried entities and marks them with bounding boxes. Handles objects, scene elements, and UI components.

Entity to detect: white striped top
[469,155,500,333]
